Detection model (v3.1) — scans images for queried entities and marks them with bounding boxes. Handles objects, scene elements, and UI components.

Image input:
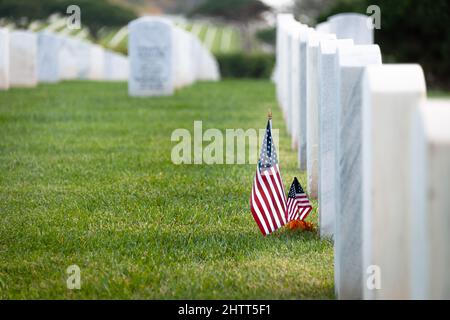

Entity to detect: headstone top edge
[129,16,173,27]
[364,64,426,94]
[319,38,353,54]
[327,12,370,21]
[338,44,381,66]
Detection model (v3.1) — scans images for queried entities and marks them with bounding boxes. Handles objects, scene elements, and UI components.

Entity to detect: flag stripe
[252,177,273,233]
[250,191,268,235]
[261,171,285,227]
[265,170,286,220]
[253,179,276,233]
[256,171,282,229]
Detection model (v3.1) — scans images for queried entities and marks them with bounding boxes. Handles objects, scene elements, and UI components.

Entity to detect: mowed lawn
[0,80,334,299]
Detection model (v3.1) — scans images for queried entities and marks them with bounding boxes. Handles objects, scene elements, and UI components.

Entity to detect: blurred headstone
[328,13,374,45]
[410,100,450,300]
[9,30,37,87]
[59,37,79,80]
[0,28,9,90]
[37,31,60,83]
[128,17,174,96]
[88,44,104,80]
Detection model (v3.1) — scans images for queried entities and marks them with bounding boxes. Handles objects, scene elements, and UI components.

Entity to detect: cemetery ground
[0,80,333,299]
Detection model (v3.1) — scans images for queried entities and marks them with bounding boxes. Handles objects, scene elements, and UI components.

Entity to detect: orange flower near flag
[286,219,315,232]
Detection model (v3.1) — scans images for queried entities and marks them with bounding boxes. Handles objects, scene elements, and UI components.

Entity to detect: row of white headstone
[128,16,220,97]
[0,28,129,90]
[275,12,450,299]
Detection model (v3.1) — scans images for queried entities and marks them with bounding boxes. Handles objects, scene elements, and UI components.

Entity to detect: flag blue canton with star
[258,120,278,173]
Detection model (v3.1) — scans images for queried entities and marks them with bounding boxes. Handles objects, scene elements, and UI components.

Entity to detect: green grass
[428,90,450,98]
[0,80,333,299]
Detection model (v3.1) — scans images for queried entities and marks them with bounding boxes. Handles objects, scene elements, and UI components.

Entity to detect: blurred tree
[0,0,137,38]
[256,27,276,46]
[190,0,271,52]
[190,0,270,22]
[293,0,337,25]
[318,0,450,90]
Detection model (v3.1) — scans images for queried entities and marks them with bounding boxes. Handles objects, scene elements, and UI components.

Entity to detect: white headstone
[362,65,426,300]
[58,37,79,80]
[285,29,293,135]
[410,100,450,300]
[306,32,336,199]
[37,31,60,83]
[276,14,295,117]
[197,47,220,82]
[173,28,197,88]
[88,44,104,80]
[0,28,9,90]
[104,51,128,81]
[290,23,307,150]
[334,44,381,299]
[317,38,354,238]
[328,13,374,45]
[75,41,91,80]
[9,30,37,87]
[128,16,174,96]
[297,27,315,171]
[316,22,331,34]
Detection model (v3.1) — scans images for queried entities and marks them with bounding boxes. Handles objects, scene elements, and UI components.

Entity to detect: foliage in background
[317,0,450,90]
[0,0,137,38]
[216,53,275,78]
[190,0,271,52]
[190,0,270,22]
[256,27,276,46]
[293,0,336,25]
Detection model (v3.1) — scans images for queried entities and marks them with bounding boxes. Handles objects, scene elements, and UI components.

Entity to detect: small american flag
[250,115,287,235]
[287,177,312,221]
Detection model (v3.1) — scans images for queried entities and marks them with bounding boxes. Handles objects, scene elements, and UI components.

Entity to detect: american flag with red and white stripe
[287,177,312,221]
[250,118,288,235]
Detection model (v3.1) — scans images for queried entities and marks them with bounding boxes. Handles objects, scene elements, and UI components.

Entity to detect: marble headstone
[362,64,426,300]
[0,28,9,90]
[37,31,60,83]
[276,14,295,116]
[334,44,381,300]
[297,27,315,171]
[58,37,79,80]
[362,65,426,299]
[410,100,450,300]
[285,29,293,135]
[88,44,104,80]
[9,30,38,87]
[317,38,354,238]
[75,41,91,80]
[290,23,307,150]
[328,13,374,45]
[128,16,174,96]
[104,51,128,81]
[315,22,330,34]
[306,32,335,199]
